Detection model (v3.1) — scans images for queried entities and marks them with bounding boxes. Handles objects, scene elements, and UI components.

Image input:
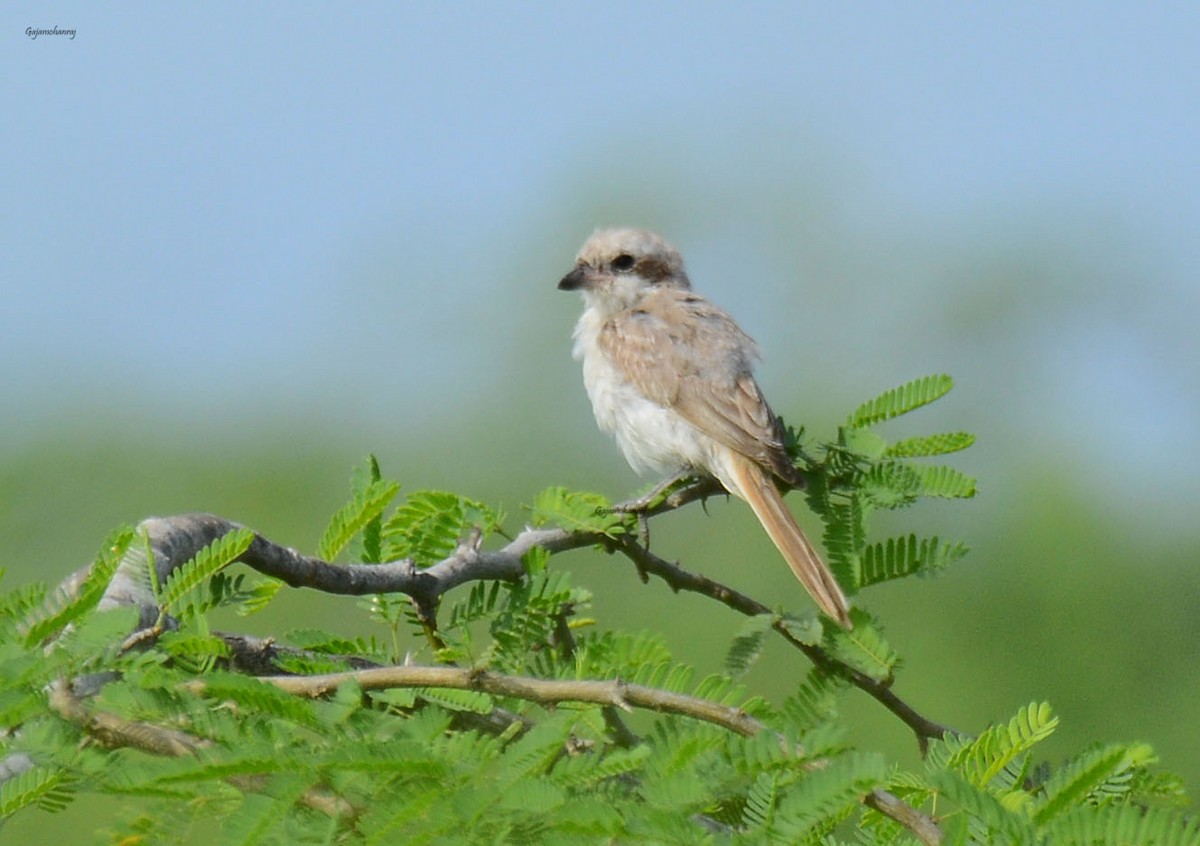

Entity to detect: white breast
[572,310,715,477]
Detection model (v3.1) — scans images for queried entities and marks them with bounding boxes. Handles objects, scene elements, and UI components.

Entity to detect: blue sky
[4,3,1198,514]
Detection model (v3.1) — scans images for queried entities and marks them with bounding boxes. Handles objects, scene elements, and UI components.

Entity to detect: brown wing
[599,288,803,485]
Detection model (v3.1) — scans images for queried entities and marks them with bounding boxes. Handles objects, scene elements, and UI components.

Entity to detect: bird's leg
[610,470,696,516]
[609,471,707,548]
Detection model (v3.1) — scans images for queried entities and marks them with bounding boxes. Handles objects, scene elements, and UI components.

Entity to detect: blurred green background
[5,3,1198,838]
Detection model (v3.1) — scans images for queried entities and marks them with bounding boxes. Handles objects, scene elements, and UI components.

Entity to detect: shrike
[558,228,853,629]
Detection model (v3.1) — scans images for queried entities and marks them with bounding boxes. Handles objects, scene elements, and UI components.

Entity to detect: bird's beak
[557,265,599,291]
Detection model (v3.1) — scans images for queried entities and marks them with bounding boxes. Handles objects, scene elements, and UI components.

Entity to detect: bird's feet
[609,472,721,548]
[609,471,696,516]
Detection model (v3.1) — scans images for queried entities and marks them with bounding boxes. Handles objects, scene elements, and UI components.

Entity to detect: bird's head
[558,228,691,314]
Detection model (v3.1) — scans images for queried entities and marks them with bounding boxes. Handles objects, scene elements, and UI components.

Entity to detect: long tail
[726,455,853,629]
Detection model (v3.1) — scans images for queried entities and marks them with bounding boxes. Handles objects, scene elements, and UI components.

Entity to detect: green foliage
[317,458,401,562]
[884,430,976,458]
[159,527,256,619]
[0,580,48,642]
[860,534,969,587]
[725,613,774,676]
[381,489,502,566]
[0,377,1192,844]
[855,700,1200,846]
[157,631,231,675]
[22,525,134,646]
[826,611,899,682]
[780,668,846,732]
[529,485,633,538]
[0,765,74,816]
[791,375,977,690]
[231,576,285,617]
[948,700,1060,789]
[317,459,512,650]
[846,373,955,427]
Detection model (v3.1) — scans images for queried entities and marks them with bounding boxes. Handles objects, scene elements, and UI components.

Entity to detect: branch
[186,663,942,843]
[42,658,943,842]
[865,789,944,846]
[118,513,585,617]
[191,665,767,738]
[46,679,354,819]
[613,537,956,747]
[59,502,953,846]
[48,678,207,757]
[213,631,535,737]
[103,495,954,748]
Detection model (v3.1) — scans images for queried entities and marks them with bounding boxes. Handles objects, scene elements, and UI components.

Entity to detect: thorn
[610,679,633,713]
[462,526,483,554]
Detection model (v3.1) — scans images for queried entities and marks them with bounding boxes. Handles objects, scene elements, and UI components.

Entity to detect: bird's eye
[611,254,636,272]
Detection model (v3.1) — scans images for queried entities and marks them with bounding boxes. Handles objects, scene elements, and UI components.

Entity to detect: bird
[558,227,853,629]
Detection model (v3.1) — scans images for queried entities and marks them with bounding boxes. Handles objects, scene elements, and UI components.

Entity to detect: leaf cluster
[871,702,1196,845]
[0,376,1191,844]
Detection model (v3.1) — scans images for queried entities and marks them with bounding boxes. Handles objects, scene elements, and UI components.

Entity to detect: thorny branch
[247,665,941,844]
[49,479,957,842]
[111,486,953,748]
[614,534,955,748]
[48,661,941,843]
[47,680,355,819]
[193,665,768,737]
